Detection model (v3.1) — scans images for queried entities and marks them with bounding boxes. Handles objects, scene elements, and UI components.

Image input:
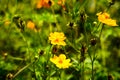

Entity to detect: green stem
[66,39,80,53]
[15,27,31,62]
[88,45,97,80]
[92,45,98,80]
[79,0,89,11]
[33,60,37,80]
[81,62,84,80]
[59,69,62,80]
[99,24,104,39]
[13,62,34,79]
[84,23,88,45]
[15,0,18,10]
[88,50,94,80]
[9,56,24,61]
[93,22,101,34]
[91,59,94,80]
[51,7,61,31]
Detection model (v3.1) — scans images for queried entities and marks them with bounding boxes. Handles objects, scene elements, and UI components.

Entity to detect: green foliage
[0,0,120,80]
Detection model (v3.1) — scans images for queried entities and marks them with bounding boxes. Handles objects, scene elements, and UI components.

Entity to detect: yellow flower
[97,12,118,26]
[50,55,58,64]
[104,19,118,26]
[49,32,66,46]
[97,12,110,22]
[50,54,72,69]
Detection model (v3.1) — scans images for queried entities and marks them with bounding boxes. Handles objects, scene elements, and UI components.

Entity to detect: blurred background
[0,0,120,80]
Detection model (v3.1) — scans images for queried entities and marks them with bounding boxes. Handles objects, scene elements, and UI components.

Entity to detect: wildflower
[6,73,13,80]
[104,19,118,26]
[58,0,65,5]
[36,0,54,9]
[57,0,66,10]
[4,20,10,26]
[96,12,118,26]
[97,12,110,22]
[49,32,66,46]
[26,20,38,32]
[50,54,72,69]
[93,21,97,25]
[34,56,39,60]
[90,38,97,46]
[39,50,44,56]
[52,45,58,54]
[27,21,35,30]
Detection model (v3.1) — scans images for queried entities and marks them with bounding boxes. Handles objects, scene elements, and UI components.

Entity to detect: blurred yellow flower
[58,0,65,5]
[50,54,72,69]
[49,32,66,46]
[27,21,37,32]
[97,12,110,22]
[36,0,54,9]
[4,20,10,26]
[104,19,118,26]
[57,0,66,10]
[97,12,118,26]
[27,21,35,30]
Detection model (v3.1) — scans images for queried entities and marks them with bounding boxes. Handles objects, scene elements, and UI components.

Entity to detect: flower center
[55,39,59,42]
[48,0,52,6]
[105,15,109,19]
[58,59,63,64]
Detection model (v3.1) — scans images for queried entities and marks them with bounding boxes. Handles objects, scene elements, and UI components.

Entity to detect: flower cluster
[97,12,118,26]
[50,54,72,69]
[49,32,66,46]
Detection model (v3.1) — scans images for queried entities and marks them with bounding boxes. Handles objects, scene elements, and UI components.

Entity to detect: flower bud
[3,52,8,57]
[39,50,44,56]
[52,45,58,54]
[81,44,87,54]
[93,21,97,25]
[48,0,52,6]
[90,38,97,46]
[109,0,116,6]
[35,56,39,60]
[108,74,114,80]
[6,73,13,80]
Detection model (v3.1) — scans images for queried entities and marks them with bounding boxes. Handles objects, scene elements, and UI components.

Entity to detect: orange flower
[57,0,66,10]
[49,32,66,46]
[97,12,118,26]
[50,54,72,69]
[58,0,65,5]
[4,20,10,26]
[36,0,54,9]
[97,12,110,22]
[27,21,36,31]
